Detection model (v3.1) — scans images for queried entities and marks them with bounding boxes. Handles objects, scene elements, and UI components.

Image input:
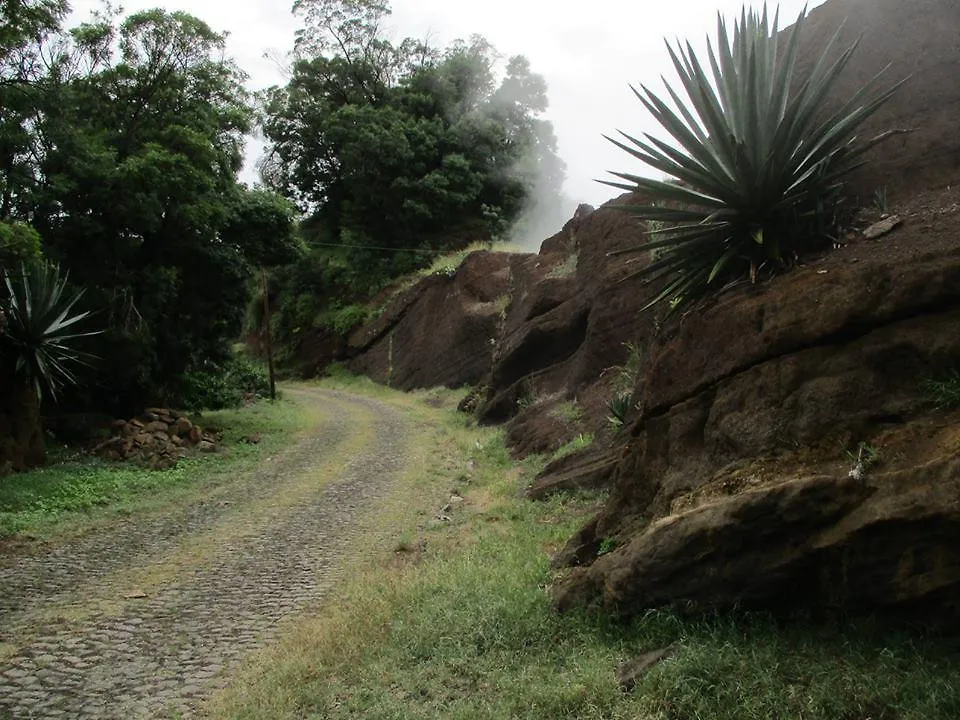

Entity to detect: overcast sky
[70,0,828,210]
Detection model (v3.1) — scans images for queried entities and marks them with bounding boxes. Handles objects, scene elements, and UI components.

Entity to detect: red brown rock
[93,410,216,468]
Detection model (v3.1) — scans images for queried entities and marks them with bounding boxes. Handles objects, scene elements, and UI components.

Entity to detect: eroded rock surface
[552,193,960,621]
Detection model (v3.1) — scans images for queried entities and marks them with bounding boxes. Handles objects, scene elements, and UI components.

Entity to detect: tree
[261,1,564,305]
[222,187,302,399]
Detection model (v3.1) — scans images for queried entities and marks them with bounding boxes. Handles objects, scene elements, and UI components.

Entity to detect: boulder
[554,457,960,619]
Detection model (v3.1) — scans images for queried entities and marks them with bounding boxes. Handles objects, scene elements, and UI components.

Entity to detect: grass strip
[212,378,960,720]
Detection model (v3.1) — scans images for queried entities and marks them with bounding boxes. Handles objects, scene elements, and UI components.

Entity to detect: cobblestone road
[0,387,410,719]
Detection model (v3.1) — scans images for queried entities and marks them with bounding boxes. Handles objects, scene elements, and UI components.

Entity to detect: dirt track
[0,387,410,719]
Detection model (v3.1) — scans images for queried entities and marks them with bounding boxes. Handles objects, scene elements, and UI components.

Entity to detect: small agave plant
[1,262,99,468]
[2,262,98,401]
[605,3,905,309]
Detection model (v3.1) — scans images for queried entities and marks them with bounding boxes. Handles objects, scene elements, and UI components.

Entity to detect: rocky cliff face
[549,187,960,621]
[795,0,960,199]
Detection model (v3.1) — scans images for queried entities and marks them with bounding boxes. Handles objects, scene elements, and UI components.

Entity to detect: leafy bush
[606,5,903,309]
[324,304,370,335]
[0,221,42,267]
[179,355,271,411]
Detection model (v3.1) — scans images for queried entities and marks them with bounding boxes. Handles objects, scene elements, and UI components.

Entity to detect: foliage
[1,262,98,400]
[0,5,299,414]
[597,536,618,555]
[606,4,903,310]
[607,392,633,427]
[873,185,890,213]
[224,188,304,269]
[323,304,370,335]
[178,354,272,412]
[0,221,42,267]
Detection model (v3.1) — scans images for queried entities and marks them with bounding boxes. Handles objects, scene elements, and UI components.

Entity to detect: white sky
[70,0,828,208]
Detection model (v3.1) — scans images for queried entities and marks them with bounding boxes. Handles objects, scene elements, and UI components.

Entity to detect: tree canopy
[261,0,564,293]
[0,3,297,415]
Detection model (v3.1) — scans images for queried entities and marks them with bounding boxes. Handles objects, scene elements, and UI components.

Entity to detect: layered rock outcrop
[550,190,960,620]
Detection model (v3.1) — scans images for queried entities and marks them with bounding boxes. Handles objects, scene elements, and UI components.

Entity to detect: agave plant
[605,4,904,309]
[1,262,99,401]
[607,392,634,427]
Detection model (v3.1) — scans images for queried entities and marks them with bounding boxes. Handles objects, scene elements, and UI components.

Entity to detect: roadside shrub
[606,4,903,310]
[179,355,270,411]
[323,304,370,335]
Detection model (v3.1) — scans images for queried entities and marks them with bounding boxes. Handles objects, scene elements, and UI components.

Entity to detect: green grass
[922,369,960,409]
[0,399,307,538]
[212,378,960,720]
[549,400,584,425]
[546,251,578,279]
[550,432,594,462]
[388,241,524,301]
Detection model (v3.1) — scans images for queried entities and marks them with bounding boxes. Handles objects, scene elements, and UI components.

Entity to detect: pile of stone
[93,408,219,470]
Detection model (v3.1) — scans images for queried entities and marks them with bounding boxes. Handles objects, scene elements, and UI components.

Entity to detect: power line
[308,241,489,254]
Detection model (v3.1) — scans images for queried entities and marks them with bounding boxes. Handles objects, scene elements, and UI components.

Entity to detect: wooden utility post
[261,267,277,400]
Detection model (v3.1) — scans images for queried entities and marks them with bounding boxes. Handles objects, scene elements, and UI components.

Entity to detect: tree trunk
[0,377,45,472]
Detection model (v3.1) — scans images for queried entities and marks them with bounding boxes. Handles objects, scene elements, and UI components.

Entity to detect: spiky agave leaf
[604,3,905,310]
[2,262,100,401]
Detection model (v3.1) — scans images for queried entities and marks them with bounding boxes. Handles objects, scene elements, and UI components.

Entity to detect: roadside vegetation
[211,376,960,720]
[0,0,561,473]
[0,398,307,539]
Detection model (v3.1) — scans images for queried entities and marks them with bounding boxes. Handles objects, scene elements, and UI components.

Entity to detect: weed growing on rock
[607,393,633,427]
[551,432,594,462]
[922,369,960,409]
[550,400,584,425]
[546,251,578,279]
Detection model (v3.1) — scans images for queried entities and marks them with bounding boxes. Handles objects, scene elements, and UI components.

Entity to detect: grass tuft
[922,369,960,409]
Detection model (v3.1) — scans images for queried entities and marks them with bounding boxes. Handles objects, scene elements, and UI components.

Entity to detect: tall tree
[261,1,564,299]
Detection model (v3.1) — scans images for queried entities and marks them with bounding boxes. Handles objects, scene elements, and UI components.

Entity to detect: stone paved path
[0,387,410,719]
